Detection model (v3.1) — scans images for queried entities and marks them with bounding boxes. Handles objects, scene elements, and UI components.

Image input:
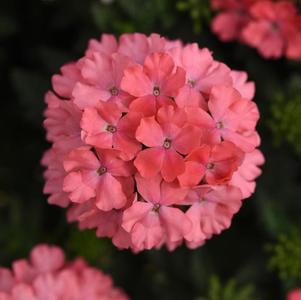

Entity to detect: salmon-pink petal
[52,63,81,98]
[135,173,162,204]
[136,116,164,147]
[131,213,163,250]
[161,149,185,182]
[118,33,149,64]
[231,98,259,131]
[112,226,132,250]
[198,62,232,93]
[63,172,96,203]
[222,129,260,152]
[122,201,153,232]
[12,260,36,284]
[0,269,15,293]
[184,203,207,243]
[80,107,107,136]
[287,289,301,300]
[121,64,152,97]
[185,107,215,128]
[81,52,113,87]
[83,131,113,149]
[173,125,201,154]
[144,52,174,83]
[72,82,110,109]
[186,145,211,164]
[161,67,186,97]
[96,101,123,125]
[212,11,245,42]
[176,86,207,109]
[134,148,164,178]
[178,161,205,187]
[182,45,213,80]
[95,174,127,211]
[208,86,241,121]
[129,96,157,117]
[117,112,143,138]
[95,210,119,238]
[12,284,36,300]
[157,105,186,127]
[230,71,255,100]
[63,148,99,172]
[30,244,65,273]
[113,132,141,161]
[159,206,191,242]
[160,181,188,206]
[87,34,118,56]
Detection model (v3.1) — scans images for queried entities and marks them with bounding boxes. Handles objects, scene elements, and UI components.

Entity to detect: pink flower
[207,85,260,152]
[73,52,133,110]
[63,147,133,211]
[211,0,256,42]
[242,1,300,59]
[42,33,263,251]
[52,62,83,99]
[122,174,191,251]
[184,185,242,248]
[81,101,142,160]
[86,34,118,57]
[121,52,185,116]
[230,71,255,100]
[287,289,301,300]
[0,245,129,300]
[178,141,244,187]
[44,92,83,152]
[118,33,167,64]
[169,44,232,100]
[230,149,265,199]
[41,148,70,208]
[134,105,200,182]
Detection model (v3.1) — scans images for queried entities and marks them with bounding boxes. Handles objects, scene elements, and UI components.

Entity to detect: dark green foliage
[1,0,301,299]
[267,229,301,284]
[270,76,301,155]
[197,276,257,300]
[176,0,211,33]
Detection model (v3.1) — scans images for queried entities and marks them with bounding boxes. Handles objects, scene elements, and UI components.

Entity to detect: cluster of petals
[0,244,128,300]
[42,32,264,252]
[211,0,301,59]
[287,289,301,300]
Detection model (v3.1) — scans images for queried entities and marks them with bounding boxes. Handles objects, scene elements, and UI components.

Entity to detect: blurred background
[1,0,301,299]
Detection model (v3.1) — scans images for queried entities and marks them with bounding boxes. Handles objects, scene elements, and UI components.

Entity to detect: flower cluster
[0,244,128,300]
[288,289,301,300]
[211,0,301,59]
[42,33,264,252]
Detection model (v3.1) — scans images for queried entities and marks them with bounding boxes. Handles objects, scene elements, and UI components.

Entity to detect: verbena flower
[211,0,301,60]
[0,244,129,300]
[42,33,264,251]
[287,289,301,300]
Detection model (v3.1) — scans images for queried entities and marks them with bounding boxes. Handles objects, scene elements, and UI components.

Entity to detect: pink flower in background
[211,0,301,60]
[0,244,129,300]
[287,289,301,300]
[42,33,264,251]
[211,0,257,42]
[242,1,300,59]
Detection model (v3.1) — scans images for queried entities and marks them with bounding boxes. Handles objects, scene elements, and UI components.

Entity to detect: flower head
[43,33,263,251]
[0,245,129,300]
